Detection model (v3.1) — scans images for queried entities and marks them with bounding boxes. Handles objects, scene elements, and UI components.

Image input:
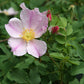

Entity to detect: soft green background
[0,0,84,84]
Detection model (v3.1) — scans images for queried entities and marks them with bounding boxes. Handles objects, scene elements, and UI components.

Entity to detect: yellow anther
[3,11,9,15]
[21,28,35,42]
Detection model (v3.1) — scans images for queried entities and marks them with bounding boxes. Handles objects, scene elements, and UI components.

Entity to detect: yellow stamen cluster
[3,11,9,15]
[21,29,35,42]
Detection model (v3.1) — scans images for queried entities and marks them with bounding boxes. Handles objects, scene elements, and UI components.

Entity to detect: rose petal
[34,15,48,38]
[27,39,47,58]
[7,8,18,15]
[5,18,24,38]
[20,2,28,10]
[32,8,48,38]
[20,9,42,29]
[8,38,27,56]
[20,9,31,29]
[20,9,48,37]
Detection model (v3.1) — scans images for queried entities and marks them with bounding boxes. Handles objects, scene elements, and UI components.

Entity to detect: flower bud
[47,10,52,21]
[52,26,59,34]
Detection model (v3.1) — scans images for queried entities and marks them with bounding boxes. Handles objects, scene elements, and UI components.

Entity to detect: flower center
[4,11,8,15]
[21,29,35,42]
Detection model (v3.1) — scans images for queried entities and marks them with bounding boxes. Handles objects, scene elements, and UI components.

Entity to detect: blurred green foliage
[0,0,84,84]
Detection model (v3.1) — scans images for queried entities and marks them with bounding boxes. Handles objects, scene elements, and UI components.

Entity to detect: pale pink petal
[20,9,31,29]
[5,18,24,38]
[7,7,18,15]
[34,15,48,38]
[27,39,47,58]
[8,38,27,56]
[20,9,48,36]
[31,8,48,38]
[34,8,41,15]
[20,9,42,29]
[3,8,18,15]
[20,2,28,10]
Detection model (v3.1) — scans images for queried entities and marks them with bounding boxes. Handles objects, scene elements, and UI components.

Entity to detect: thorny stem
[46,30,64,84]
[46,50,59,69]
[47,50,64,84]
[60,72,63,84]
[71,10,74,20]
[0,39,8,42]
[60,60,65,84]
[60,64,63,84]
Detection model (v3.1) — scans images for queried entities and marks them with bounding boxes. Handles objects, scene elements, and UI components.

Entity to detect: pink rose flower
[5,4,48,58]
[2,7,18,16]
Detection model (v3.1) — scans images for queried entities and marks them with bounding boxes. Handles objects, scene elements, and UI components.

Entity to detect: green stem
[60,61,64,84]
[0,39,8,42]
[47,50,59,69]
[60,71,63,84]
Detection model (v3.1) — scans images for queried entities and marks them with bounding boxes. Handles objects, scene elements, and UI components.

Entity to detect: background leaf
[7,69,29,83]
[29,67,41,84]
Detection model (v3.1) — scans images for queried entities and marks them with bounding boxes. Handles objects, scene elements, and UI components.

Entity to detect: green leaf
[66,24,73,36]
[80,75,84,84]
[59,17,67,28]
[0,55,10,63]
[64,56,70,60]
[7,69,29,83]
[69,78,79,84]
[68,60,80,65]
[50,53,64,59]
[0,58,19,77]
[0,44,11,56]
[48,81,52,84]
[81,44,84,48]
[50,15,59,26]
[1,76,11,84]
[30,0,45,8]
[15,57,34,69]
[70,42,84,58]
[41,56,50,62]
[34,60,46,68]
[72,21,83,33]
[70,62,84,75]
[59,28,66,36]
[29,67,41,84]
[55,35,65,44]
